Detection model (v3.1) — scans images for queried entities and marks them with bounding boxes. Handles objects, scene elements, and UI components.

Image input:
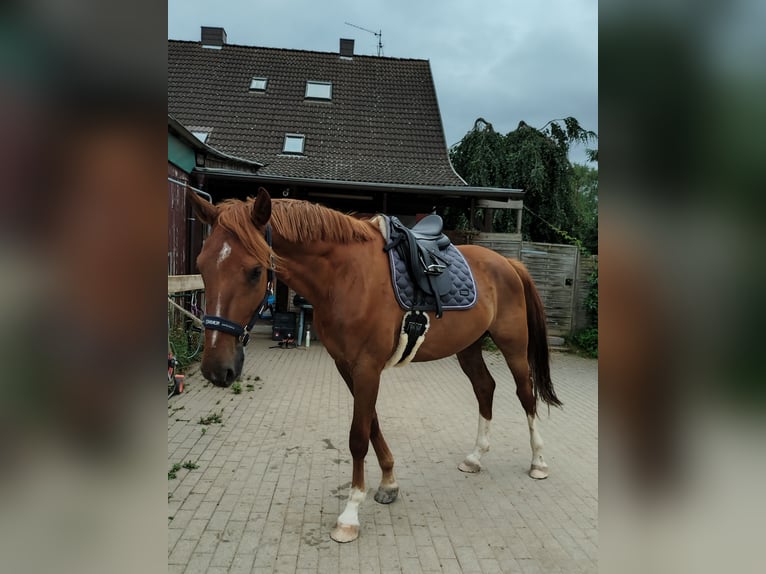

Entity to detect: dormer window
[283,134,305,154]
[305,81,332,100]
[250,77,268,92]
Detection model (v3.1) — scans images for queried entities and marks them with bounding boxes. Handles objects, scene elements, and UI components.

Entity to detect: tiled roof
[168,40,466,187]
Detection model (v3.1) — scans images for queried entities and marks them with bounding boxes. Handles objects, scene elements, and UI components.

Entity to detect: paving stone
[168,332,597,572]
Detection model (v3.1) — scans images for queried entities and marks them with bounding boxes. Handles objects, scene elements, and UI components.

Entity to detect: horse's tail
[507,258,563,409]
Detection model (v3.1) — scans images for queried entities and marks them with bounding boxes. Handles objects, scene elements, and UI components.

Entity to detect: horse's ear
[251,187,272,227]
[186,188,218,225]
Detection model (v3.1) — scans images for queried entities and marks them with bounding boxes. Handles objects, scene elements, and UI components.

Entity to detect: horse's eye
[248,267,262,283]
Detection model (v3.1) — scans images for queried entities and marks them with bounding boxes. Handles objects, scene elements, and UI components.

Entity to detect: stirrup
[425,263,446,275]
[419,252,447,275]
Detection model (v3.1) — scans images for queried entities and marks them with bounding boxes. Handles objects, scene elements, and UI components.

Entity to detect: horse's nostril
[225,368,236,384]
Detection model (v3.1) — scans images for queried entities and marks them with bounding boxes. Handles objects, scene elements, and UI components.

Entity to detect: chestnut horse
[187,188,561,543]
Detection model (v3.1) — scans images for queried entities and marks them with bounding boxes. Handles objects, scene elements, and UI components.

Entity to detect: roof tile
[168,40,465,186]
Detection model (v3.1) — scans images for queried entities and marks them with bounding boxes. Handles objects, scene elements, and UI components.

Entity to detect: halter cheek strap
[202,224,275,347]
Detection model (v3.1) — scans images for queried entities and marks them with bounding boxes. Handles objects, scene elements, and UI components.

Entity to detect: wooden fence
[447,231,595,337]
[167,275,204,328]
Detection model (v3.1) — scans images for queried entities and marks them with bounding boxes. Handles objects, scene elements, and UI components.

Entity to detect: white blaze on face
[210,293,222,347]
[216,241,232,266]
[211,241,230,349]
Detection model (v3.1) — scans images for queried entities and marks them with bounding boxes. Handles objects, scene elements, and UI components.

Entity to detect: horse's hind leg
[370,412,399,504]
[491,333,549,479]
[456,339,496,473]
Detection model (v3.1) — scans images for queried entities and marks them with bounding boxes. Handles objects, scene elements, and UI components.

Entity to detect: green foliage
[168,463,181,480]
[449,118,510,187]
[481,335,498,352]
[441,207,471,231]
[572,327,598,358]
[583,264,598,323]
[571,163,599,254]
[168,325,202,369]
[449,117,598,246]
[168,460,200,480]
[198,411,223,425]
[570,262,598,357]
[231,382,242,394]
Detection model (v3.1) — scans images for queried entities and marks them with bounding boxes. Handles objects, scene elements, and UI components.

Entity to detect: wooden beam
[476,198,523,210]
[167,297,203,326]
[168,274,204,293]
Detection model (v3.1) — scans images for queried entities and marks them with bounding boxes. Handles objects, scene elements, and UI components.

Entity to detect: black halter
[202,225,275,347]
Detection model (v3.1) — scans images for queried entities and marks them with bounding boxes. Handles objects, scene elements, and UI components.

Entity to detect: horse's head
[187,188,273,387]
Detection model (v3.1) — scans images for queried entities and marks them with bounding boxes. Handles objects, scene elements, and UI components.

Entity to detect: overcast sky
[168,0,597,165]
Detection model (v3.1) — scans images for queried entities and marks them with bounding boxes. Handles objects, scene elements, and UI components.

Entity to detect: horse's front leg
[330,368,381,543]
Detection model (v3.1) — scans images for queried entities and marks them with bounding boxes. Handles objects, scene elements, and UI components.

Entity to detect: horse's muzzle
[201,345,244,387]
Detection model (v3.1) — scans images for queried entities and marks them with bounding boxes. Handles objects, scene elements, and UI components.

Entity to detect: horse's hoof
[458,459,482,473]
[374,485,399,504]
[330,522,359,543]
[529,464,549,479]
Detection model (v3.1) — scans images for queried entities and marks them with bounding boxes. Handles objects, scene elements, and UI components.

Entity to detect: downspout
[167,176,212,202]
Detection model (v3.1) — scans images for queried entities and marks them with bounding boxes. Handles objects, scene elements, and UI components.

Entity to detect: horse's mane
[215,197,378,264]
[270,199,378,244]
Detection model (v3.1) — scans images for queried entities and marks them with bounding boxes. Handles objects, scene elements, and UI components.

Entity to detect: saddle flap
[384,217,450,298]
[383,214,477,316]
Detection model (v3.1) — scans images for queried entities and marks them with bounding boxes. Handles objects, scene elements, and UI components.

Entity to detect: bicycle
[168,352,185,398]
[168,290,205,366]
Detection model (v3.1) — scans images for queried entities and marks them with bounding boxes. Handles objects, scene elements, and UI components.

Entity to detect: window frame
[249,77,268,92]
[282,133,306,155]
[304,81,332,100]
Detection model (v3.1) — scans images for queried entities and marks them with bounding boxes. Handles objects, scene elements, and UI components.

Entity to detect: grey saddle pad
[383,216,478,313]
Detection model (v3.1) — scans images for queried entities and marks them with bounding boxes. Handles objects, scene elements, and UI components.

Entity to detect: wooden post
[480,207,489,232]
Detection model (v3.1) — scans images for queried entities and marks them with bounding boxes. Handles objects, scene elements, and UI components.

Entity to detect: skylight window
[282,134,305,154]
[191,131,209,143]
[250,77,268,91]
[305,81,332,100]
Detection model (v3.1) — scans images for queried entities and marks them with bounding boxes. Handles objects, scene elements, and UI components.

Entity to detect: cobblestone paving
[168,326,597,573]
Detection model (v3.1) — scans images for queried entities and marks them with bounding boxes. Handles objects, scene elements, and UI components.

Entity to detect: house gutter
[192,168,524,200]
[167,176,213,202]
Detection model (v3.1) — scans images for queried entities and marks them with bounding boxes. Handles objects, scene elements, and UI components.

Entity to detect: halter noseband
[202,225,275,347]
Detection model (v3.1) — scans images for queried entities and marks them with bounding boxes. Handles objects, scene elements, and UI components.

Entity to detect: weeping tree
[571,162,599,254]
[449,117,597,244]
